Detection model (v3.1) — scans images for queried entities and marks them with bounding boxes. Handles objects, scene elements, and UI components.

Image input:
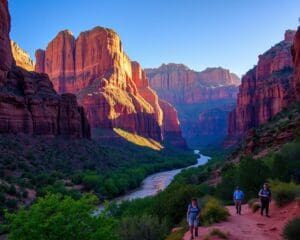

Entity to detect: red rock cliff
[145,64,239,148]
[35,28,185,146]
[228,30,296,139]
[292,27,300,98]
[11,40,34,71]
[0,0,90,138]
[145,64,239,104]
[0,0,13,85]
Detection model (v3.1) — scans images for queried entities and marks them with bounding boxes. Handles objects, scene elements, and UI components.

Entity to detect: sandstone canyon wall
[0,0,90,138]
[35,28,186,147]
[292,27,300,99]
[227,30,297,143]
[146,64,240,148]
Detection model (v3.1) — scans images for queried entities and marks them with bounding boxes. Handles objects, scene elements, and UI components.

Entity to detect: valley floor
[183,201,300,240]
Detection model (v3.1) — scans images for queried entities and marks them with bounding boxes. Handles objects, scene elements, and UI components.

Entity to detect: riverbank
[94,153,210,214]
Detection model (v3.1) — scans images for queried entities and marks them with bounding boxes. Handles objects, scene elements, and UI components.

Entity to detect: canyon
[227,30,297,145]
[146,64,240,148]
[35,29,186,147]
[0,0,90,138]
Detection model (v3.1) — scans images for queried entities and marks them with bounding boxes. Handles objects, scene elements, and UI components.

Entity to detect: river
[94,152,210,214]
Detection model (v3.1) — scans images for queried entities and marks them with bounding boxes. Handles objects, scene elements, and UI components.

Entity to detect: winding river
[94,152,210,214]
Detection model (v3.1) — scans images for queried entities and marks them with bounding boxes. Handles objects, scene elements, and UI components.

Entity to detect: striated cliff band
[145,64,240,148]
[0,0,90,138]
[35,28,186,147]
[227,30,297,145]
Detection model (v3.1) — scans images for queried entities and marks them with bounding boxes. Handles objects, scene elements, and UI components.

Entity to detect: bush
[118,215,168,240]
[270,180,298,206]
[204,228,229,240]
[251,203,261,213]
[247,198,261,213]
[247,198,259,208]
[6,193,117,240]
[201,197,229,225]
[283,217,300,240]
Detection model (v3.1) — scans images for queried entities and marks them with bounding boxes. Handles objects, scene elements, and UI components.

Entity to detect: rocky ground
[183,201,300,240]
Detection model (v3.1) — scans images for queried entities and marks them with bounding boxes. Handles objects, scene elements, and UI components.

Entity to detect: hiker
[258,183,272,217]
[187,198,201,240]
[233,186,244,214]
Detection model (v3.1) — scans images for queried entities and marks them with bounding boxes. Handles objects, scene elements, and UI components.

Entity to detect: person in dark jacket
[258,183,272,217]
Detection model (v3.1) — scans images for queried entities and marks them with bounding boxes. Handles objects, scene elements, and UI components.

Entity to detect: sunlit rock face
[146,64,239,148]
[227,30,297,142]
[11,40,34,71]
[0,0,90,138]
[36,27,186,146]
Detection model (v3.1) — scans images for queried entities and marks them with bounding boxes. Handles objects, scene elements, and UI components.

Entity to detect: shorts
[188,217,199,227]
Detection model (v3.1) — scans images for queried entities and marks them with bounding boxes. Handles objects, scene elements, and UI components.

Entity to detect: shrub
[247,198,259,208]
[283,217,300,240]
[270,180,298,206]
[251,203,261,213]
[118,215,168,240]
[6,193,117,240]
[204,228,229,240]
[201,197,229,225]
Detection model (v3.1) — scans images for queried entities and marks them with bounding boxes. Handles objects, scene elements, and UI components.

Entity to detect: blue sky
[9,0,300,77]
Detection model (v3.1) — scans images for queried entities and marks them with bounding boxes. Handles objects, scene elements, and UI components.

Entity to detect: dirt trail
[183,201,300,240]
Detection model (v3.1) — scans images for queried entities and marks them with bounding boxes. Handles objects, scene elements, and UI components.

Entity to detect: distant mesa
[146,63,240,148]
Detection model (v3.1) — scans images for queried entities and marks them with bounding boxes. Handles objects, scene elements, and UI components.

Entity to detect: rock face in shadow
[0,0,90,138]
[227,30,296,144]
[0,0,13,84]
[145,64,239,148]
[292,27,300,99]
[36,27,186,147]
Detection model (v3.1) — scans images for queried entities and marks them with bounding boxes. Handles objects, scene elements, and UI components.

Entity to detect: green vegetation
[270,180,298,207]
[0,132,194,218]
[118,215,168,240]
[201,197,229,226]
[283,217,300,240]
[216,141,300,202]
[204,228,229,240]
[6,194,117,240]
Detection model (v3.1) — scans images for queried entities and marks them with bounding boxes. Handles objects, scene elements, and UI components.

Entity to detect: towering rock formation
[11,40,34,71]
[227,30,296,141]
[0,0,90,138]
[35,28,186,147]
[146,64,240,148]
[0,0,13,85]
[292,27,300,99]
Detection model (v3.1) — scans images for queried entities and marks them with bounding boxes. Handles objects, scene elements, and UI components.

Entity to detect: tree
[6,194,117,240]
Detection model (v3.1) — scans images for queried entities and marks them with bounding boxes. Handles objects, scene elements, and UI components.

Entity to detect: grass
[204,228,229,240]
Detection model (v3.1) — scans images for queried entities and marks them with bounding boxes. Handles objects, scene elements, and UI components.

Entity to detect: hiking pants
[260,198,269,215]
[235,200,242,214]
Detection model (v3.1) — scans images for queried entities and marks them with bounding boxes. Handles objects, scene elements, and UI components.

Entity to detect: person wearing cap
[233,186,244,215]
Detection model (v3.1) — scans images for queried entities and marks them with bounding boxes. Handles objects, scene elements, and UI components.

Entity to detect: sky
[9,0,300,77]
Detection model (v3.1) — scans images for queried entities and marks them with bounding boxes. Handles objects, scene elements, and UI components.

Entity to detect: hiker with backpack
[187,198,201,240]
[233,186,244,215]
[258,183,272,217]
